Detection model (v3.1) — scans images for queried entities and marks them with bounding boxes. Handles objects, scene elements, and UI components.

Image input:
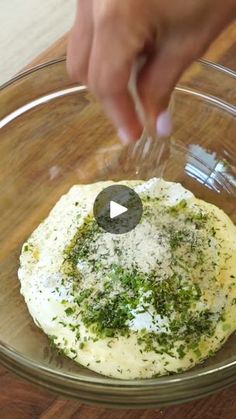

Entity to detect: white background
[0,0,76,85]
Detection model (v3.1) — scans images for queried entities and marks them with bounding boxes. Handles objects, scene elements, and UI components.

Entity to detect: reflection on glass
[186,144,236,192]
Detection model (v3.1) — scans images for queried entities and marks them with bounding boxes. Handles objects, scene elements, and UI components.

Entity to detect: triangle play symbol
[110,201,128,219]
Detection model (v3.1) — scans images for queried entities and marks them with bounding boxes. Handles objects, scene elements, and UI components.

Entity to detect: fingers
[137,37,199,138]
[87,14,144,142]
[67,1,143,143]
[88,51,143,143]
[66,0,234,144]
[67,0,94,83]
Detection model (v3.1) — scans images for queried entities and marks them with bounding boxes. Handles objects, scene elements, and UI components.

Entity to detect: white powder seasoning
[19,178,236,379]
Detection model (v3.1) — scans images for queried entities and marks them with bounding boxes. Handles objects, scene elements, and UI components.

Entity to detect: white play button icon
[110,201,128,219]
[93,185,143,234]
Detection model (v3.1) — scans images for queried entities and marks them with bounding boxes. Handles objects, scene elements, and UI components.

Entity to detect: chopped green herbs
[168,199,187,215]
[65,307,76,316]
[48,335,57,348]
[59,193,224,358]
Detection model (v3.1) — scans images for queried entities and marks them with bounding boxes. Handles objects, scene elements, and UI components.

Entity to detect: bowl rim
[0,57,235,92]
[0,57,236,393]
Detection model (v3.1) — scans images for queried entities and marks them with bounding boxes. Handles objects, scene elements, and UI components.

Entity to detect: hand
[67,0,235,143]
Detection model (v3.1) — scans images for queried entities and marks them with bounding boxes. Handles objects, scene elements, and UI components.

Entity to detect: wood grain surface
[0,21,236,419]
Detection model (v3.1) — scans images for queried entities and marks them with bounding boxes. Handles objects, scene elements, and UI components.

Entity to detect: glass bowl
[0,59,236,408]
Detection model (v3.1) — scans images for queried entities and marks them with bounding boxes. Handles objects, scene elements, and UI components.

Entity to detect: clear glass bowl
[0,59,236,408]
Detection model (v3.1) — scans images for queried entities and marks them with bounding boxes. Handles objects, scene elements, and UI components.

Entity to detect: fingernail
[118,128,131,145]
[156,109,172,138]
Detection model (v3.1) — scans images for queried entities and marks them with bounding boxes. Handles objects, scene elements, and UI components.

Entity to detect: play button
[93,185,143,234]
[110,201,128,219]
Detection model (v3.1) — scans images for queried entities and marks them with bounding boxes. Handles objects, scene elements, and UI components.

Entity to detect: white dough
[18,179,236,379]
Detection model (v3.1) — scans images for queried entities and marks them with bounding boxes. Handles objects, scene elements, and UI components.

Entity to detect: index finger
[88,13,144,142]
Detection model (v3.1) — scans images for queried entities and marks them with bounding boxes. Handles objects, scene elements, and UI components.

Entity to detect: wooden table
[1,22,236,419]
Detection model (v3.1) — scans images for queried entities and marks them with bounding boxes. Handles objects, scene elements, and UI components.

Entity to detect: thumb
[137,41,191,138]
